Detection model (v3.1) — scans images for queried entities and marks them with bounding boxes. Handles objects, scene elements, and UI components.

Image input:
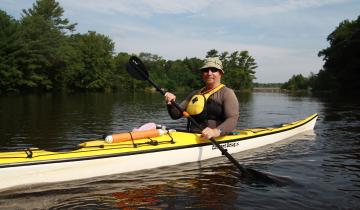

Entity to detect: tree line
[0,0,257,94]
[282,15,360,95]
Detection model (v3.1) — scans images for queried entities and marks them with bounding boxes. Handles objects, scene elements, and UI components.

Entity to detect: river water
[0,92,359,209]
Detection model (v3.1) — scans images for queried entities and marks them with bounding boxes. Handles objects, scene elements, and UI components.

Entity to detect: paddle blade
[243,168,294,187]
[126,56,149,81]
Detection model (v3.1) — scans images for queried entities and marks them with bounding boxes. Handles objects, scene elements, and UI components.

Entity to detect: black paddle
[126,56,293,186]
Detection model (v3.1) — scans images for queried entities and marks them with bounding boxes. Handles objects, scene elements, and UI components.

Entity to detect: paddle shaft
[141,74,248,175]
[169,99,248,175]
[126,56,293,185]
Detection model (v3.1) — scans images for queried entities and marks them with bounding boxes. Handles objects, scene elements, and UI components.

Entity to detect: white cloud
[60,0,209,17]
[60,0,350,18]
[140,0,209,14]
[109,24,323,82]
[232,0,349,16]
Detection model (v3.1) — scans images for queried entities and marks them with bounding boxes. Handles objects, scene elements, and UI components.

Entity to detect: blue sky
[2,0,359,82]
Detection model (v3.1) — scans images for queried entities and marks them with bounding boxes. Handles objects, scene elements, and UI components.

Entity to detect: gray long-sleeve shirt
[167,86,239,134]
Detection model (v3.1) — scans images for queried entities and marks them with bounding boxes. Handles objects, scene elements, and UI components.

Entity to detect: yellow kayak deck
[0,113,317,166]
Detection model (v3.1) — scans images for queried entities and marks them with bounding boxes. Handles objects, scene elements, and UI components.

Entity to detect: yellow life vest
[186,84,225,116]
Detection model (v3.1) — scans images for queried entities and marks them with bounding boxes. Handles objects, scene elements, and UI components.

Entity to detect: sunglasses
[201,68,219,73]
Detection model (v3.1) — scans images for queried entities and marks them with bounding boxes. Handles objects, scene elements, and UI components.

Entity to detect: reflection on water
[0,92,359,209]
[0,161,251,209]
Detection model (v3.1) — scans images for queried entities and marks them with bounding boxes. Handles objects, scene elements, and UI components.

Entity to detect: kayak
[0,113,318,191]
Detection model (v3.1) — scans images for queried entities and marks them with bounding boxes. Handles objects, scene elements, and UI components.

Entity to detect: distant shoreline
[252,87,286,93]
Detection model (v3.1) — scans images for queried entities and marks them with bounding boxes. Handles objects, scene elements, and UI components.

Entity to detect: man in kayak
[165,57,239,139]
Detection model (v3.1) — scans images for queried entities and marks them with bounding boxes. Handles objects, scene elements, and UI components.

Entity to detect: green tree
[182,57,203,89]
[139,52,168,88]
[69,31,115,91]
[315,16,360,94]
[206,49,219,57]
[16,0,77,91]
[113,52,132,90]
[281,74,309,91]
[203,49,257,90]
[0,1,261,94]
[22,0,76,32]
[165,57,202,91]
[237,51,257,88]
[0,10,22,92]
[221,50,257,90]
